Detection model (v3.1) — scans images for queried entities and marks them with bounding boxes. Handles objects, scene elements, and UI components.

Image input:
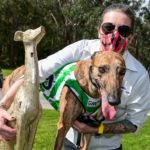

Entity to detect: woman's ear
[127,34,134,44]
[97,26,101,39]
[98,32,101,39]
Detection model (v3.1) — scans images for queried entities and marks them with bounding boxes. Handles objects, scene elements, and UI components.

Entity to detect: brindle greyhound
[2,37,126,149]
[54,51,126,150]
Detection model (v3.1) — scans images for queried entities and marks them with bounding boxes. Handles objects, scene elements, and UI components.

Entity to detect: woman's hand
[0,108,16,143]
[73,120,98,134]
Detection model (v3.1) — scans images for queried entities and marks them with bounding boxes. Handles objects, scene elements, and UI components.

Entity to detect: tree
[0,0,150,71]
[0,0,103,67]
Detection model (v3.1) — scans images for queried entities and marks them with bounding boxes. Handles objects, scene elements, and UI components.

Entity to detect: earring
[128,35,134,44]
[98,32,101,39]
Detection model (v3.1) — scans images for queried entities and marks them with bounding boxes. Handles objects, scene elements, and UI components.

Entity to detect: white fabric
[38,39,150,150]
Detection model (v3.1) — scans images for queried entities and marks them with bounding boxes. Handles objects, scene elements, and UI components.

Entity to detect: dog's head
[90,51,126,105]
[89,51,126,120]
[75,51,126,120]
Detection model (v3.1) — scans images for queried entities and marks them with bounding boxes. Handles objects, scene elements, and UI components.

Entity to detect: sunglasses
[101,22,132,37]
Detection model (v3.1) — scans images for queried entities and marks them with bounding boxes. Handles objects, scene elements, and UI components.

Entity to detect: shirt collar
[123,50,138,72]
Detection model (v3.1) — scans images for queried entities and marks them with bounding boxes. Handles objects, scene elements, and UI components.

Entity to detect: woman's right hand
[0,108,16,143]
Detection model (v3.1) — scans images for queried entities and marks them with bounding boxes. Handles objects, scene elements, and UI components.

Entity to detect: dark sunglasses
[101,22,132,37]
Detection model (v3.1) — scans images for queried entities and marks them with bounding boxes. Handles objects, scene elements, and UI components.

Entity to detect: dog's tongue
[99,89,116,120]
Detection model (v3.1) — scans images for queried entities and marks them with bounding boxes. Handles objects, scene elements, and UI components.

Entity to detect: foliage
[131,4,150,70]
[0,0,150,70]
[2,68,13,77]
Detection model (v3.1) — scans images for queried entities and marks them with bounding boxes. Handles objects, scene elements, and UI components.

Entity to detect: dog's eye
[117,67,126,76]
[120,69,126,76]
[98,66,107,74]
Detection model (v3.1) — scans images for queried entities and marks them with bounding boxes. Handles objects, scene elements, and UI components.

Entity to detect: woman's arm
[38,40,94,82]
[0,78,24,109]
[73,119,137,134]
[0,78,23,142]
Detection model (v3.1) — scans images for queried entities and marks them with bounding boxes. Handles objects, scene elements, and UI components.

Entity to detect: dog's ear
[91,51,103,60]
[74,60,91,87]
[91,52,97,60]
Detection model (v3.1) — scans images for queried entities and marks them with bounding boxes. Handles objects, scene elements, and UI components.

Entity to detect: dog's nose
[108,97,120,106]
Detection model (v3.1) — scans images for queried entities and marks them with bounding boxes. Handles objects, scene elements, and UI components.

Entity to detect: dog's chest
[40,63,101,113]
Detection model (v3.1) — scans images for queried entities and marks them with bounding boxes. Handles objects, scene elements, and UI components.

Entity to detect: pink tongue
[99,89,116,120]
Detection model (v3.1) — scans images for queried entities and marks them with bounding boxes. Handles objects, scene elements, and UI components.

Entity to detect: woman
[0,3,150,150]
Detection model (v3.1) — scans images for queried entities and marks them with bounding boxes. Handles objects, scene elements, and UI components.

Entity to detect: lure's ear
[14,31,23,41]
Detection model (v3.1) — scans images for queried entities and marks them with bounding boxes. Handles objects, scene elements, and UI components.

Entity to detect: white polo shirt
[38,39,150,150]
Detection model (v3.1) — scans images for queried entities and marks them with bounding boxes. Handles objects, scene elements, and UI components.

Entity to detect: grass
[123,117,150,150]
[34,109,150,150]
[2,68,13,77]
[33,110,59,150]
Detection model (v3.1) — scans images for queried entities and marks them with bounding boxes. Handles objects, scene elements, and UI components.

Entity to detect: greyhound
[2,39,126,149]
[52,51,126,150]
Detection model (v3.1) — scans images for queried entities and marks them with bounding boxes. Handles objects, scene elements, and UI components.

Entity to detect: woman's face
[99,11,133,53]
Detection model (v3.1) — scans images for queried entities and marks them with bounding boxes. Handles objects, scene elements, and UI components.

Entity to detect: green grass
[2,68,13,77]
[123,117,150,150]
[34,109,150,150]
[33,110,59,150]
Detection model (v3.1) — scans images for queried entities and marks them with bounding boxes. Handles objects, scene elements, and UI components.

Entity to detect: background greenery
[0,0,150,72]
[34,110,150,150]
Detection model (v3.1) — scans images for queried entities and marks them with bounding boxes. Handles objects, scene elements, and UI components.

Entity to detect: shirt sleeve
[125,72,150,131]
[38,40,89,82]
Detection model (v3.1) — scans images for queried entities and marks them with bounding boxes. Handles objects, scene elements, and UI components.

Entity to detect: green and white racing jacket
[40,63,101,113]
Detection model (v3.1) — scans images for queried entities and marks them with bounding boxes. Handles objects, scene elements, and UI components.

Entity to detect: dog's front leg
[54,86,83,150]
[80,134,91,150]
